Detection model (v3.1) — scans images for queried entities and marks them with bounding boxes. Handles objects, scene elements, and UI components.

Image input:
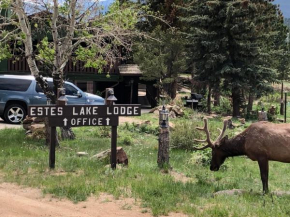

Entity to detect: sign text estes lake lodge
[28,105,141,127]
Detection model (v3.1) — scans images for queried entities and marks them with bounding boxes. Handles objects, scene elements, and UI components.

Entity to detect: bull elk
[194,118,290,193]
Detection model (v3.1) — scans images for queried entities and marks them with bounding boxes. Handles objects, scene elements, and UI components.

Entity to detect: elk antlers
[193,118,228,150]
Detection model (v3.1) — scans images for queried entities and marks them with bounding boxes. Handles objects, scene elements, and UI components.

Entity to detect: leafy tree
[0,0,139,142]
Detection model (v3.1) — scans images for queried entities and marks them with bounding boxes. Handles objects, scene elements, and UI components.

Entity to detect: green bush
[170,118,227,150]
[170,120,202,150]
[212,96,232,115]
[121,122,159,135]
[121,136,134,146]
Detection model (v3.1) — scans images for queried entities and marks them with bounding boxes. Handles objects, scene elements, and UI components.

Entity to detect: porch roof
[118,64,142,76]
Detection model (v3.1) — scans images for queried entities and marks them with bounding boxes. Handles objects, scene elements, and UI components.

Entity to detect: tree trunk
[247,92,254,113]
[213,90,220,106]
[170,79,177,99]
[207,86,212,113]
[280,81,284,115]
[163,79,177,99]
[157,127,170,168]
[61,127,75,140]
[232,88,241,117]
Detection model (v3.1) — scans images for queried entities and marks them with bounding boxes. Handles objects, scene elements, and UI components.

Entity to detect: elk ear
[224,135,228,140]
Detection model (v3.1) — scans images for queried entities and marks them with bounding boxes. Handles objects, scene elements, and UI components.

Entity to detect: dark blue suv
[0,75,104,124]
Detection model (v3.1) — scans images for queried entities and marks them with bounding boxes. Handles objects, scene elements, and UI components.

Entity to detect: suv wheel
[4,104,27,124]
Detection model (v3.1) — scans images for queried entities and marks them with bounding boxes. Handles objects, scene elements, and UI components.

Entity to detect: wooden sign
[28,105,141,117]
[48,116,119,127]
[27,103,141,170]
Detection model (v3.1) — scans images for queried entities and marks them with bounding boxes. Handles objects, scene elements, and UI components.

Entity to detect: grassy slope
[1,117,290,216]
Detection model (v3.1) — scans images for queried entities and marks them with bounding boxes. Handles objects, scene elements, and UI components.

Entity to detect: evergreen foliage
[180,0,282,116]
[134,0,186,99]
[285,18,290,29]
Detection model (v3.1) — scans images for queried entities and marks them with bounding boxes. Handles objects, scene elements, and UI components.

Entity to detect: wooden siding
[6,58,120,75]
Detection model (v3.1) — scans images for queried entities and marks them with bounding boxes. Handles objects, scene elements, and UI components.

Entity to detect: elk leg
[258,159,269,194]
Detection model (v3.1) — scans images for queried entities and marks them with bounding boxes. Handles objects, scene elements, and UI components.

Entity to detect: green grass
[2,117,290,216]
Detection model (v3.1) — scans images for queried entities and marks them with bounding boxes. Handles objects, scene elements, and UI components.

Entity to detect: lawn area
[1,114,290,217]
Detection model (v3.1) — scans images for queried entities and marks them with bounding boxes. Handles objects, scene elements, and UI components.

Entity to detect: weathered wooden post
[157,104,170,168]
[285,92,287,123]
[105,88,118,169]
[258,108,267,121]
[49,88,67,169]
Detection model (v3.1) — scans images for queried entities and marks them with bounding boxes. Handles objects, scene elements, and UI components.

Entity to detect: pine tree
[179,0,230,113]
[134,0,186,99]
[180,0,280,116]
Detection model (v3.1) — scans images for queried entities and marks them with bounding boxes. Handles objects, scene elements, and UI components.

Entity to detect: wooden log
[157,127,170,168]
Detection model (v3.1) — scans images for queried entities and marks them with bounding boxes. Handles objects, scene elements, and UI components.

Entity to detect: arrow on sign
[106,118,110,125]
[63,118,68,126]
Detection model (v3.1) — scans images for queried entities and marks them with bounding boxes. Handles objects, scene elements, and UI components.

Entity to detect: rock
[25,130,32,135]
[149,107,158,113]
[23,123,31,131]
[213,189,247,196]
[76,152,89,157]
[31,124,45,132]
[23,116,33,124]
[91,147,128,165]
[272,191,290,197]
[169,111,176,118]
[172,106,184,117]
[239,118,245,124]
[153,109,159,115]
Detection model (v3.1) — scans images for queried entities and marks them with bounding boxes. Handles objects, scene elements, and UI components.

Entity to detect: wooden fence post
[157,106,170,168]
[105,88,118,169]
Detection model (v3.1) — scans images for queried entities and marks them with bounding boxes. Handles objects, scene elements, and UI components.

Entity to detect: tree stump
[157,127,170,168]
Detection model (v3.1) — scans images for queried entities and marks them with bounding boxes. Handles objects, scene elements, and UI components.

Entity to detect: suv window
[36,82,78,96]
[0,78,32,91]
[35,82,53,93]
[64,83,78,96]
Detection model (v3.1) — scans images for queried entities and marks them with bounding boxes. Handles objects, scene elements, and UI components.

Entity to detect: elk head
[194,118,228,171]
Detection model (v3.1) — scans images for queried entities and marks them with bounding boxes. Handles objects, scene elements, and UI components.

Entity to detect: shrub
[170,118,226,150]
[121,136,134,146]
[121,122,159,135]
[212,96,232,115]
[170,119,202,150]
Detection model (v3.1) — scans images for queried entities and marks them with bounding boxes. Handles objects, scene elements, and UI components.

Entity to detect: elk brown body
[194,119,290,193]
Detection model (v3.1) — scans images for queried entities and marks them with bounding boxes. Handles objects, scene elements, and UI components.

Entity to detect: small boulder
[172,106,184,117]
[23,123,31,131]
[23,116,33,124]
[76,152,89,157]
[91,147,128,165]
[169,111,176,118]
[31,124,45,132]
[213,189,247,196]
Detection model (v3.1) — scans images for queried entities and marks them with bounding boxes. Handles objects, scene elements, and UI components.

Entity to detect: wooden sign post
[28,104,141,169]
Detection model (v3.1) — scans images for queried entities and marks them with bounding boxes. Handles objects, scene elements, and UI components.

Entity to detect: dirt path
[0,119,21,130]
[0,182,187,217]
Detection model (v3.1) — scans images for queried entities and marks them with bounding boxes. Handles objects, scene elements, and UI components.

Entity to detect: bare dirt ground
[0,182,187,217]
